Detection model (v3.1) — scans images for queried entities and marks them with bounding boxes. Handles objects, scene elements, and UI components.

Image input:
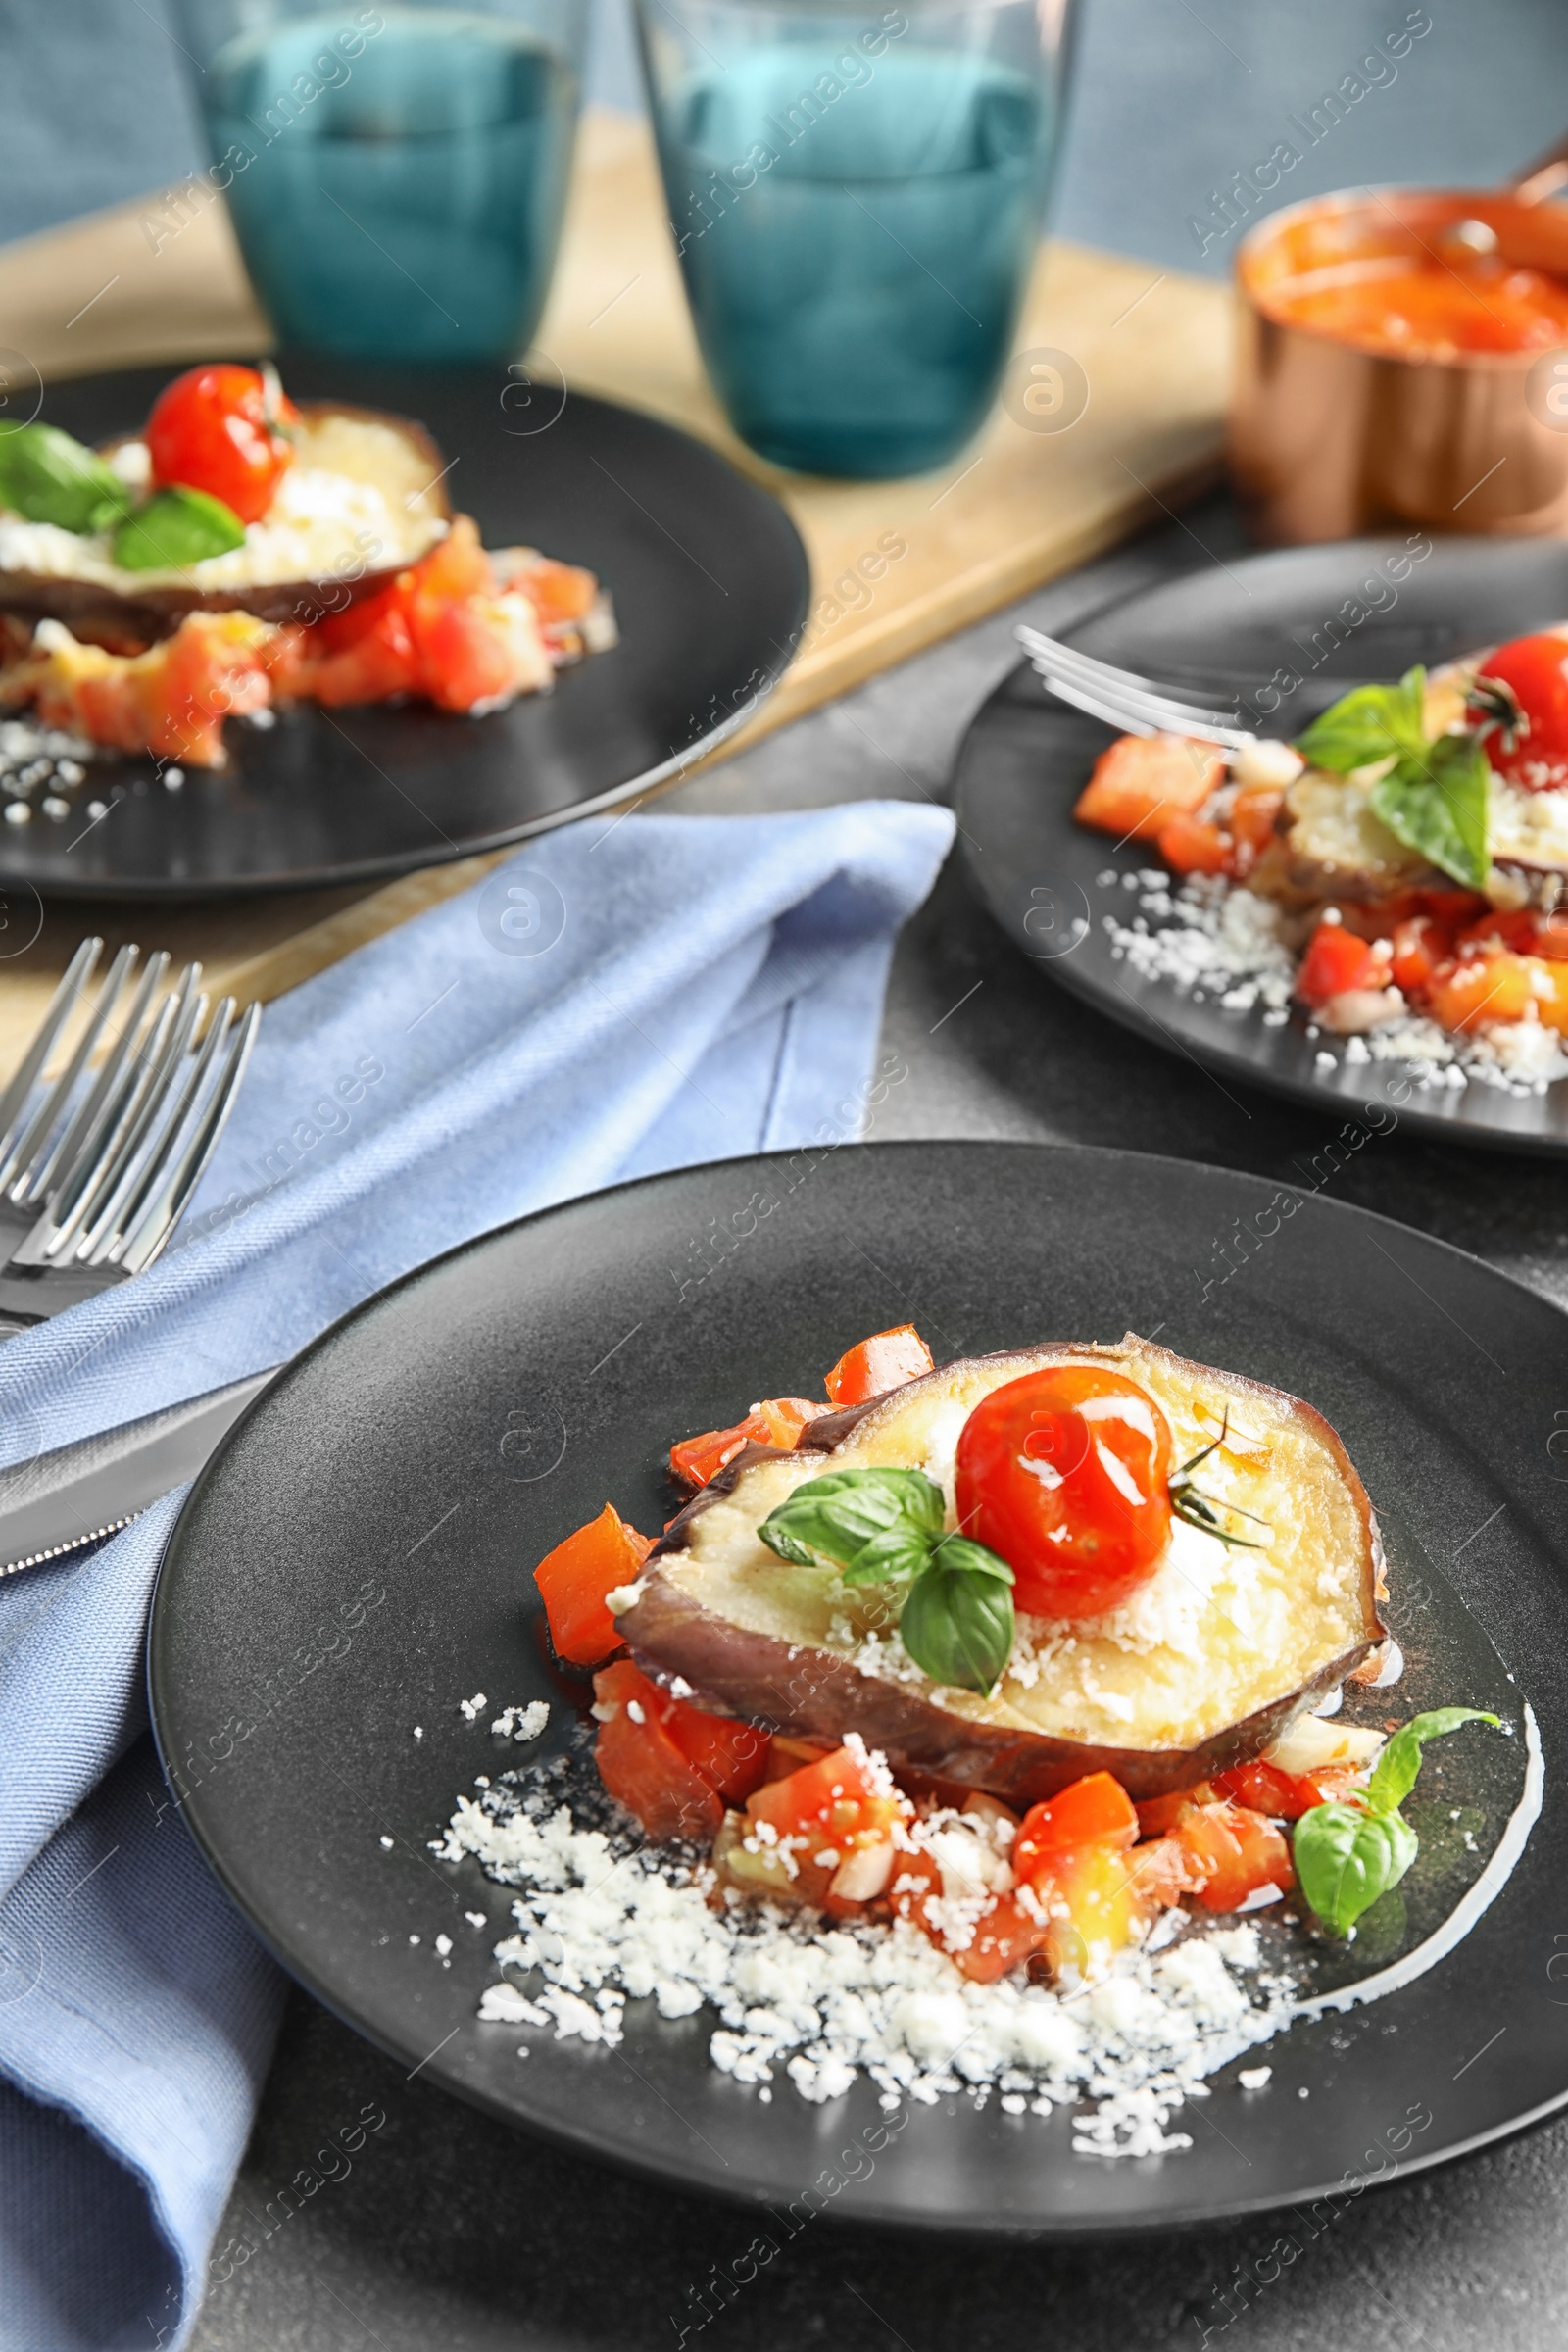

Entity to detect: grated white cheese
[438,1751,1296,2159]
[459,1691,489,1721]
[490,1700,551,1743]
[1101,869,1568,1096]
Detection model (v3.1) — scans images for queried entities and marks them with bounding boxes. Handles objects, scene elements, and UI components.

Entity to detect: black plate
[5,358,808,900]
[147,1143,1568,2235]
[956,536,1568,1155]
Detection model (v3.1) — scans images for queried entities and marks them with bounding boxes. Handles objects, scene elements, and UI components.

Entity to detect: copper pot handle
[1512,134,1568,207]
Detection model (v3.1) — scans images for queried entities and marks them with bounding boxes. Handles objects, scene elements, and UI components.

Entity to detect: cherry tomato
[145,364,298,525]
[1474,630,1568,794]
[954,1366,1174,1619]
[1295,918,1378,1006]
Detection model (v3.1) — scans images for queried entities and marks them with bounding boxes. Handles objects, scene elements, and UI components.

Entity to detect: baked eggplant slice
[617,1336,1385,1807]
[0,402,450,642]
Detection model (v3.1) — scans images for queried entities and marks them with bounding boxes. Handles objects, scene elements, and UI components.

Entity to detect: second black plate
[4,358,809,899]
[956,536,1568,1154]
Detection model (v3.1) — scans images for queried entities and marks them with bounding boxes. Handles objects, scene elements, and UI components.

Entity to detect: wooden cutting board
[0,108,1232,1058]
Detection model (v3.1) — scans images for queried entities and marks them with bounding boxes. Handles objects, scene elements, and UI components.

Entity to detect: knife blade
[0,1366,280,1578]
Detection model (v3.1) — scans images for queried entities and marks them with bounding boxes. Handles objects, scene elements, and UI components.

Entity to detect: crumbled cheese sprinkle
[437,1742,1295,2158]
[490,1700,550,1742]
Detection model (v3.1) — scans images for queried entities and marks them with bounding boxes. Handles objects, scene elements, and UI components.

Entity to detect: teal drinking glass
[172,2,585,362]
[636,0,1073,477]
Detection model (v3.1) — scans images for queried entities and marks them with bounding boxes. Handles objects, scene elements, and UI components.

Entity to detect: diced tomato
[411,514,494,604]
[1156,811,1232,875]
[1228,783,1285,870]
[1295,918,1380,1006]
[1027,1841,1158,1973]
[1419,888,1492,926]
[1171,1800,1293,1912]
[747,1742,905,1844]
[305,602,421,706]
[823,1325,935,1408]
[1125,1835,1197,1910]
[1012,1772,1138,1883]
[950,1890,1051,1984]
[1134,1786,1210,1838]
[662,1701,771,1806]
[1209,1757,1343,1821]
[1426,948,1539,1033]
[532,1501,653,1666]
[745,1741,910,1913]
[1074,732,1225,843]
[146,362,298,523]
[513,555,599,624]
[148,610,272,761]
[1534,913,1568,964]
[410,593,531,712]
[592,1661,724,1843]
[669,1397,823,1489]
[17,610,285,768]
[1390,913,1453,999]
[301,518,549,714]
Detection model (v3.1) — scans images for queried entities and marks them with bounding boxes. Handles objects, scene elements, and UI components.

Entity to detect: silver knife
[0,1366,280,1577]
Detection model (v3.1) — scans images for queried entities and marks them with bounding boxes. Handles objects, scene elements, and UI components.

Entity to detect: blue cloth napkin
[0,800,953,2352]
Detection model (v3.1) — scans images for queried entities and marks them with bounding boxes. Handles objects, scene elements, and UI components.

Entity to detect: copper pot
[1230,143,1568,544]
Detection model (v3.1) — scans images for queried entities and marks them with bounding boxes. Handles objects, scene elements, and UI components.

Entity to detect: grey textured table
[190,497,1568,2351]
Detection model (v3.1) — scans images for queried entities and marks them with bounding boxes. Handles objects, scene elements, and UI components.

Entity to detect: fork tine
[17,977,185,1266]
[1016,628,1255,745]
[1028,668,1163,740]
[0,944,138,1199]
[0,938,101,1164]
[34,951,172,1211]
[50,971,203,1263]
[1026,660,1252,751]
[85,996,228,1267]
[1017,627,1245,724]
[73,985,208,1263]
[116,1000,260,1275]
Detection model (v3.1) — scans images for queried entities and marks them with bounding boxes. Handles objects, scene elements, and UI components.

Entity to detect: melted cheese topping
[0,412,446,593]
[662,1344,1376,1754]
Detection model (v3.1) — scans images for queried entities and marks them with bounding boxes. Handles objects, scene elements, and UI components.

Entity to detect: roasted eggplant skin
[0,402,450,642]
[620,1339,1387,1809]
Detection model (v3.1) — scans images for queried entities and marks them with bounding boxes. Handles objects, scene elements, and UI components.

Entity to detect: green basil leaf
[113,485,246,572]
[838,1527,934,1587]
[757,1522,817,1568]
[899,1560,1015,1694]
[0,422,134,533]
[1293,1800,1419,1935]
[1366,1707,1499,1816]
[930,1533,1014,1585]
[757,1465,945,1579]
[1369,734,1491,891]
[1296,668,1427,775]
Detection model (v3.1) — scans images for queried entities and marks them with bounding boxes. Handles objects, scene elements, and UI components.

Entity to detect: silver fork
[0,939,260,1333]
[1015,625,1258,750]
